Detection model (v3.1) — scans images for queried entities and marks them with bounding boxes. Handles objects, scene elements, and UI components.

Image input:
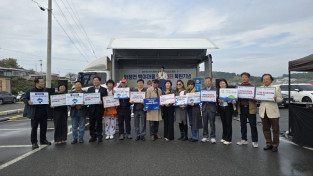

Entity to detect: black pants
[53,110,68,142]
[31,109,48,144]
[219,106,233,142]
[118,108,131,135]
[163,106,175,140]
[89,108,104,139]
[149,121,159,137]
[240,106,258,142]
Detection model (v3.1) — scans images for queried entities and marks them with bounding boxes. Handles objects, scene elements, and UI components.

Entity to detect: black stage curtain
[289,104,313,147]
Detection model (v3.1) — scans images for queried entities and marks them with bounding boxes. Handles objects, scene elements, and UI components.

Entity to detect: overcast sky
[0,0,312,77]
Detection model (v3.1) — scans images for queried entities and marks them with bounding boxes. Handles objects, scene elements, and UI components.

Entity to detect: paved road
[0,109,312,176]
[0,102,24,112]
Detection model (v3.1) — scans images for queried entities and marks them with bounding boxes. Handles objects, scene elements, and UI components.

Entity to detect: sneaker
[237,140,248,145]
[105,136,110,140]
[119,134,124,140]
[252,142,259,148]
[220,139,225,143]
[40,140,51,145]
[109,135,114,139]
[79,139,84,143]
[201,138,209,142]
[126,134,133,139]
[210,138,216,144]
[223,141,232,145]
[71,139,78,144]
[135,136,141,141]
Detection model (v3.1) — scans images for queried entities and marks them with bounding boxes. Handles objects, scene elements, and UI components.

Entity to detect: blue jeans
[72,109,86,140]
[188,109,199,140]
[134,110,146,137]
[202,110,216,138]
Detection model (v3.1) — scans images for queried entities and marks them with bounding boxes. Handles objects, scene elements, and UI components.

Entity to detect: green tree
[0,58,20,68]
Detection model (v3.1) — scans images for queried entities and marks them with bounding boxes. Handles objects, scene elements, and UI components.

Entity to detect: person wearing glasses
[175,80,188,141]
[186,80,203,142]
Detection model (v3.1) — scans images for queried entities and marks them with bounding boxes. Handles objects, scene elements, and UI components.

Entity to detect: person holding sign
[236,72,258,148]
[103,80,118,140]
[117,78,132,140]
[87,76,108,143]
[146,79,162,141]
[70,81,87,144]
[161,80,175,141]
[217,79,236,145]
[51,84,68,144]
[175,80,188,141]
[186,80,203,142]
[131,79,147,141]
[201,77,217,144]
[23,77,51,149]
[259,74,282,152]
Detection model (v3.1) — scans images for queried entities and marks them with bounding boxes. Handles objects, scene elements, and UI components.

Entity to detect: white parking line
[0,128,55,131]
[280,137,313,151]
[0,122,89,171]
[0,145,32,148]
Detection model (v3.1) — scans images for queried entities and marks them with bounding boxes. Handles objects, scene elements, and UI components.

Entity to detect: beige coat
[146,86,162,121]
[259,86,283,118]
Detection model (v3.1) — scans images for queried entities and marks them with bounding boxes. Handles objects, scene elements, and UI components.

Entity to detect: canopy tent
[288,54,313,147]
[289,54,313,71]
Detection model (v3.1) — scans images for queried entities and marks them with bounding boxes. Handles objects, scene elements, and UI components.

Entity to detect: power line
[54,0,92,60]
[64,0,97,58]
[52,13,90,62]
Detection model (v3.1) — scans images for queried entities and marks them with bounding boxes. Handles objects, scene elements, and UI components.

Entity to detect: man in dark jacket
[130,79,146,141]
[87,76,108,143]
[117,78,132,140]
[201,77,217,144]
[23,77,51,149]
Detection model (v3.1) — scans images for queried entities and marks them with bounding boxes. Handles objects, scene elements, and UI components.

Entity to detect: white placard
[238,86,255,99]
[50,94,66,107]
[219,88,238,101]
[66,93,84,105]
[130,92,145,103]
[103,96,120,108]
[114,88,130,99]
[160,93,176,105]
[255,87,276,101]
[84,93,101,105]
[201,90,217,102]
[30,92,49,105]
[187,92,201,104]
[174,95,188,106]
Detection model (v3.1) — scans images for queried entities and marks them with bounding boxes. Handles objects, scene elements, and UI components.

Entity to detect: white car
[276,84,313,102]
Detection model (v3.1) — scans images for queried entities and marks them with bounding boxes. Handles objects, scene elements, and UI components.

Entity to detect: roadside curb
[9,115,24,120]
[0,108,24,116]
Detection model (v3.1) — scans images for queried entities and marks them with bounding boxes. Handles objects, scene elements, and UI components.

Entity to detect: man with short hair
[131,79,147,141]
[87,76,108,143]
[23,77,51,149]
[201,77,217,144]
[236,72,259,148]
[146,79,162,141]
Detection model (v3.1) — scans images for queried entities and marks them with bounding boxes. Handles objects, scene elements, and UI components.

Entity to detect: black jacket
[87,86,107,114]
[23,87,49,119]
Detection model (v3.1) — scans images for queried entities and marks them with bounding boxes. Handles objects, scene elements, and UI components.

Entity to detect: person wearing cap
[146,79,162,141]
[87,76,108,143]
[117,78,132,140]
[158,66,168,80]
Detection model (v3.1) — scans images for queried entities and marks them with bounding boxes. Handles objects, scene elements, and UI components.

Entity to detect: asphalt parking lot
[0,108,312,176]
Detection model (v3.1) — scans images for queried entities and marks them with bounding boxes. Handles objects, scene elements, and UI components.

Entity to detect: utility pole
[46,0,52,88]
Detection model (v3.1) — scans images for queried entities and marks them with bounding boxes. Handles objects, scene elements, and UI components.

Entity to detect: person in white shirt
[158,66,168,80]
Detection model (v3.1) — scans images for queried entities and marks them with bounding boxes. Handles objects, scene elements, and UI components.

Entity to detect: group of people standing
[24,71,282,153]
